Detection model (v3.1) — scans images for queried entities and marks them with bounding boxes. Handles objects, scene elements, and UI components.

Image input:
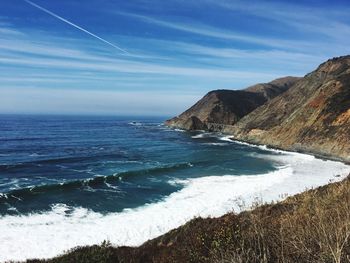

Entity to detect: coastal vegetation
[28,174,350,263]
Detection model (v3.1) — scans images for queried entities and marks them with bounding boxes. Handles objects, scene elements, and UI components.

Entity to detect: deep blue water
[0,115,278,216]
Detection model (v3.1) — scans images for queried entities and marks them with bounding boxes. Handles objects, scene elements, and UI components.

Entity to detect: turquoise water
[0,115,277,215]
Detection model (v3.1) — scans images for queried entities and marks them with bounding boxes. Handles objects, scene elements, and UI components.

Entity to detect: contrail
[24,0,128,54]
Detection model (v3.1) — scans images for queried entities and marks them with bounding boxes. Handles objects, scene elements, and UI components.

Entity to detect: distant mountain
[165,77,300,130]
[230,56,350,162]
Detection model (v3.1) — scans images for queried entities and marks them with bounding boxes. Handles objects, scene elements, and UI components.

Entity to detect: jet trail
[24,0,128,54]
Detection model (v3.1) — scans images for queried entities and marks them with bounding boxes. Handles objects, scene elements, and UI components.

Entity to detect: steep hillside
[229,56,350,162]
[245,76,299,100]
[31,175,350,263]
[165,77,299,130]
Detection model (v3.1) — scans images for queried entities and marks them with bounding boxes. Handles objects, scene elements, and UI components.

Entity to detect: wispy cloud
[115,3,350,56]
[0,27,25,36]
[206,0,350,43]
[0,20,323,96]
[0,25,286,81]
[0,55,281,80]
[115,12,320,52]
[0,19,25,36]
[156,41,321,63]
[2,0,349,115]
[24,0,129,54]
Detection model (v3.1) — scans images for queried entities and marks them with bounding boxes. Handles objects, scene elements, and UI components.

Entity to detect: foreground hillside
[28,175,350,263]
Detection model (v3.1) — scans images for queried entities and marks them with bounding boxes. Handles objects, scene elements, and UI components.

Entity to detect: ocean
[0,115,349,261]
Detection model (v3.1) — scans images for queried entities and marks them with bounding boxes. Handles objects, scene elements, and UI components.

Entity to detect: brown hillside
[229,56,350,162]
[165,77,299,130]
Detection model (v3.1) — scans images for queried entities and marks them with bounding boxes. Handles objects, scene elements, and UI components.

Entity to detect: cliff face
[229,56,350,162]
[165,77,300,130]
[166,56,350,162]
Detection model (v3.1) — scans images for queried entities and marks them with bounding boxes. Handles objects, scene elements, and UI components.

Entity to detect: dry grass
[29,176,350,263]
[211,176,350,263]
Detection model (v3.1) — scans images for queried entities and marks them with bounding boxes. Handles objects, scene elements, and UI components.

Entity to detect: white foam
[219,135,235,142]
[128,122,142,126]
[203,142,229,146]
[191,133,211,139]
[29,153,42,157]
[219,136,306,155]
[167,178,189,186]
[219,135,270,150]
[0,151,349,262]
[174,128,186,132]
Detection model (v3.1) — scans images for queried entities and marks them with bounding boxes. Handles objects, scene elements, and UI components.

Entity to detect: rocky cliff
[165,77,300,130]
[166,56,350,162]
[228,56,350,162]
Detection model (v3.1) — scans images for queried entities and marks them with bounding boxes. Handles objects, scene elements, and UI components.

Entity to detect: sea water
[0,115,349,261]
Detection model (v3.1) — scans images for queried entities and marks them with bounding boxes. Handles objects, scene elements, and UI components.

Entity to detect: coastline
[171,124,350,167]
[1,1,349,260]
[27,160,350,263]
[3,131,350,262]
[227,136,350,165]
[173,127,350,164]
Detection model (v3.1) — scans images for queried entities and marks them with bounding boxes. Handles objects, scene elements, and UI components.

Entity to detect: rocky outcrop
[165,77,300,130]
[181,116,207,130]
[227,56,350,162]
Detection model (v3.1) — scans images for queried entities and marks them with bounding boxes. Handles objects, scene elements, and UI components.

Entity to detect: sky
[0,0,350,116]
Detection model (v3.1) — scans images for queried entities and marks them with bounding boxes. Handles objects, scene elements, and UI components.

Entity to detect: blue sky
[1,0,350,116]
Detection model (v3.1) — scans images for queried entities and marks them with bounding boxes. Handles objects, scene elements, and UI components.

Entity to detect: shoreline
[51,174,350,263]
[232,137,350,165]
[227,136,350,165]
[2,132,350,262]
[172,126,350,164]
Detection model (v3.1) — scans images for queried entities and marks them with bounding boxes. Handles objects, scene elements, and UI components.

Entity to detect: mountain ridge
[167,55,350,162]
[165,76,300,130]
[228,55,350,162]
